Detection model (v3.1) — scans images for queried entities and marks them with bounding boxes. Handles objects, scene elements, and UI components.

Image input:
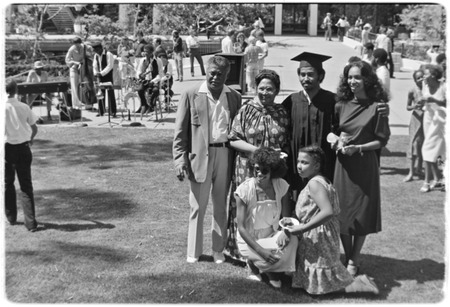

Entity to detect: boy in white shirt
[4,79,40,232]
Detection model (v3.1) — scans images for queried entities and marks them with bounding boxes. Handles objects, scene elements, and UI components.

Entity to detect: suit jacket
[173,83,242,183]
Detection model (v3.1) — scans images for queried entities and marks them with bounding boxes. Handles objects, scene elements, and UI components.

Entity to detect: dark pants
[387,52,394,77]
[98,88,116,116]
[4,142,37,230]
[189,48,206,75]
[138,82,159,110]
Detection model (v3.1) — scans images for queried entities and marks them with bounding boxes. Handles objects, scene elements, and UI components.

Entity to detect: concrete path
[35,35,412,135]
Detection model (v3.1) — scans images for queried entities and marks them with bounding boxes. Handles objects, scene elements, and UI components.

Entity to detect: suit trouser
[4,142,37,230]
[188,147,230,258]
[189,48,206,75]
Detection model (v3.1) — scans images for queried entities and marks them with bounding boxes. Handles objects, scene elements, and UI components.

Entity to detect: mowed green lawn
[3,127,447,303]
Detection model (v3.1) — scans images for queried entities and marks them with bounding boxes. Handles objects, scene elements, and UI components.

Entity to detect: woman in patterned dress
[225,69,290,261]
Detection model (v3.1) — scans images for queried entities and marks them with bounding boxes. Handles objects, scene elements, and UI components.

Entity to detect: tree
[399,4,446,42]
[151,3,273,35]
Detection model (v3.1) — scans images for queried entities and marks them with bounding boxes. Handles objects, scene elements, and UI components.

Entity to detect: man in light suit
[173,56,241,264]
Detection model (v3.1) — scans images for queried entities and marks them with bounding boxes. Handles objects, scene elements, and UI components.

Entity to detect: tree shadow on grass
[35,188,138,221]
[41,220,115,232]
[33,139,173,168]
[8,240,129,264]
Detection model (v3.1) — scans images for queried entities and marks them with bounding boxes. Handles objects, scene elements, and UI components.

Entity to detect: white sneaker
[213,251,225,264]
[186,256,198,263]
[247,274,262,282]
[269,280,282,288]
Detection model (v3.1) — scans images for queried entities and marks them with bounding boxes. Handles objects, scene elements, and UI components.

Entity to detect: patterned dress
[407,86,424,159]
[292,176,353,294]
[225,98,289,261]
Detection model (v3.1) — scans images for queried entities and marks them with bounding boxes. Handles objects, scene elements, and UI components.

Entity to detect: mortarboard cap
[291,52,331,72]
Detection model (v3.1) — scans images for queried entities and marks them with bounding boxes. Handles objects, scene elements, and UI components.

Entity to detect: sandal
[420,183,431,193]
[347,263,360,277]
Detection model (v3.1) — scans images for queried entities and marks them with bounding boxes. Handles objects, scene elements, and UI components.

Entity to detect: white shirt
[221,36,234,53]
[136,56,165,83]
[4,97,39,144]
[375,34,391,52]
[376,65,390,92]
[186,35,200,49]
[198,82,230,143]
[93,50,115,76]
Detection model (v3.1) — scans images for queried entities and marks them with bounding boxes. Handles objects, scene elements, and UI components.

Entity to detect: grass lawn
[3,127,447,303]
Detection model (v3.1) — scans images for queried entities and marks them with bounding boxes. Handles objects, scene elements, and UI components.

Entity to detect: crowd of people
[5,18,446,295]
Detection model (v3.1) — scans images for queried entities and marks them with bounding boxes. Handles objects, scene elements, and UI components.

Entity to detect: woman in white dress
[65,36,85,109]
[255,30,268,71]
[235,147,297,288]
[419,64,446,192]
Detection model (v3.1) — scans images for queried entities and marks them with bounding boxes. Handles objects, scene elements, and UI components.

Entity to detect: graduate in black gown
[281,52,337,202]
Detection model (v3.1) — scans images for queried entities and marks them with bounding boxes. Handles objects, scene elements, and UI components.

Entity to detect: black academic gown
[282,89,338,194]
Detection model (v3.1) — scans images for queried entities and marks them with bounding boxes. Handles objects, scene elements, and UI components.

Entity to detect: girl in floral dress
[225,70,290,262]
[285,145,379,295]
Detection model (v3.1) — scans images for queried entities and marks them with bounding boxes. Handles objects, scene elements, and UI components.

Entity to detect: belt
[209,142,229,148]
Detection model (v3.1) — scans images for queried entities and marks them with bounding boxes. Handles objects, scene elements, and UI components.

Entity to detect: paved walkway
[35,35,412,135]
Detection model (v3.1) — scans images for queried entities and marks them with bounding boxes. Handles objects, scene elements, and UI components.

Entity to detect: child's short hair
[5,78,18,96]
[249,147,287,179]
[298,144,326,175]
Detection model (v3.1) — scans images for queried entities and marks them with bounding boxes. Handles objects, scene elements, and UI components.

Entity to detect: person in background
[250,19,261,38]
[4,79,41,232]
[153,37,166,56]
[136,44,165,115]
[361,23,372,46]
[117,36,136,93]
[92,40,117,117]
[221,29,236,53]
[157,51,174,100]
[65,36,85,109]
[25,61,52,121]
[234,32,248,54]
[186,29,206,77]
[361,42,374,64]
[419,64,446,193]
[323,13,333,41]
[172,30,184,82]
[374,26,394,78]
[436,53,446,80]
[403,69,425,183]
[386,26,396,78]
[372,48,390,93]
[427,44,441,65]
[134,30,147,58]
[173,56,241,264]
[355,16,363,29]
[235,147,297,288]
[243,36,263,94]
[255,30,268,71]
[225,70,290,262]
[335,15,347,42]
[286,145,379,295]
[333,60,390,277]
